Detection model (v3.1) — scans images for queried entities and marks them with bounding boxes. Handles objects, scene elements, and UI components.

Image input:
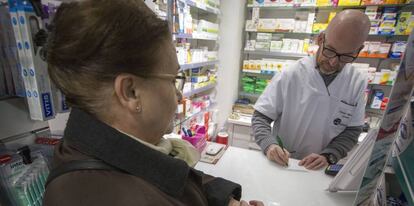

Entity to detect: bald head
[325,10,371,52]
[316,10,370,74]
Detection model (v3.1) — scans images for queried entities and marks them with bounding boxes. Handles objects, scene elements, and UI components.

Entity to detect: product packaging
[9,0,56,121]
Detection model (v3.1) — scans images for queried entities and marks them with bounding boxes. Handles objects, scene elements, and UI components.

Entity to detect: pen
[276,135,289,167]
[182,128,188,136]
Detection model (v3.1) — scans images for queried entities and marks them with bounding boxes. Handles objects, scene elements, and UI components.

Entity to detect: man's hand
[299,153,329,170]
[229,198,264,206]
[266,144,290,166]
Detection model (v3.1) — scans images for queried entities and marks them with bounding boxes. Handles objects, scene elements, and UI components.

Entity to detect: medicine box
[9,0,56,121]
[275,19,295,32]
[395,12,412,35]
[256,33,273,41]
[390,41,406,59]
[258,19,277,32]
[255,41,271,51]
[338,0,360,6]
[270,41,283,51]
[367,42,381,57]
[245,20,257,31]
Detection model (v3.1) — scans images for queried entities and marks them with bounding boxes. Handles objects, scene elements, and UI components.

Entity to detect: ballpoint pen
[276,135,289,167]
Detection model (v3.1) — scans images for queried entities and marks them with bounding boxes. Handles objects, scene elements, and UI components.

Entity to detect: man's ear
[114,74,142,113]
[317,32,325,46]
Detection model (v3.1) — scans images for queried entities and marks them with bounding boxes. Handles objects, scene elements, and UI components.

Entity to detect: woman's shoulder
[43,170,175,206]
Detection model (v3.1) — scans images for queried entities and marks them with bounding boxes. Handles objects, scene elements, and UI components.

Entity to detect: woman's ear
[114,74,142,113]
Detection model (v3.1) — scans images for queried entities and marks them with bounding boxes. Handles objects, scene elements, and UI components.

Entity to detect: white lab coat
[254,56,367,159]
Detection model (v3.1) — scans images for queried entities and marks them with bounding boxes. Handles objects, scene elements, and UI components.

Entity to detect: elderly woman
[42,0,263,206]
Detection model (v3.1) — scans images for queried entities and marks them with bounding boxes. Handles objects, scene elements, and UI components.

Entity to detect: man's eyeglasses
[321,36,360,63]
[144,73,186,91]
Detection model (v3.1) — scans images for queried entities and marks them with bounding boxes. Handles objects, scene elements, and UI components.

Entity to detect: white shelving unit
[244,50,308,58]
[179,60,219,71]
[183,82,217,97]
[246,3,413,9]
[168,0,221,133]
[174,33,219,40]
[0,98,48,141]
[174,102,216,126]
[177,0,220,14]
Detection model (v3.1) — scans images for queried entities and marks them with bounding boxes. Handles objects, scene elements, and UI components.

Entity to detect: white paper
[286,163,309,172]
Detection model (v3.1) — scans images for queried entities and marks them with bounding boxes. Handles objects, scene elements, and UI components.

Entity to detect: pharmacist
[252,10,370,170]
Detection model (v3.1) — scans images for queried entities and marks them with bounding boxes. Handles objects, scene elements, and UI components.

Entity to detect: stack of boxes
[6,0,70,121]
[248,0,317,6]
[246,9,315,34]
[242,59,295,74]
[242,76,269,94]
[174,1,219,39]
[395,11,414,35]
[359,41,406,59]
[0,2,25,98]
[366,6,413,35]
[353,63,398,85]
[9,0,56,120]
[245,33,313,54]
[176,43,218,65]
[241,58,295,94]
[361,0,406,5]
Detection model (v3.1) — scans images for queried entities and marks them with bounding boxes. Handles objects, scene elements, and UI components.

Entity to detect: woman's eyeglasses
[145,73,186,91]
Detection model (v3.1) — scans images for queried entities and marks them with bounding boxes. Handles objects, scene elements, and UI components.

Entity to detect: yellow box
[361,0,383,4]
[395,12,412,35]
[338,0,361,6]
[312,23,328,33]
[384,0,406,3]
[317,0,332,6]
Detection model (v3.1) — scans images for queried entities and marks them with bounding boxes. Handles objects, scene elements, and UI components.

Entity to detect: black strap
[45,159,122,188]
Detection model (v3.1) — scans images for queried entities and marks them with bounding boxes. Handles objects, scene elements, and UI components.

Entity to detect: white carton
[13,1,56,120]
[270,41,283,51]
[306,13,315,34]
[258,19,277,32]
[276,18,295,32]
[282,39,293,53]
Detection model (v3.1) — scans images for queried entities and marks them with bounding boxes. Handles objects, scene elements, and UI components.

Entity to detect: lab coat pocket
[329,102,356,137]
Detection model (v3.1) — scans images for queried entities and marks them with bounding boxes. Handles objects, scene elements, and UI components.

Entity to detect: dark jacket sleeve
[194,169,242,206]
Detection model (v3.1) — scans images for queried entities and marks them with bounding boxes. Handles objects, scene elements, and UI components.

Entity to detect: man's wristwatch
[321,153,338,165]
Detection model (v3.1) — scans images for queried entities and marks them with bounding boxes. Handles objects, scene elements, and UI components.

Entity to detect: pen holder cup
[182,133,207,153]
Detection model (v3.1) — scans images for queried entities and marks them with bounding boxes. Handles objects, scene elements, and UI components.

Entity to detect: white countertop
[195,147,356,206]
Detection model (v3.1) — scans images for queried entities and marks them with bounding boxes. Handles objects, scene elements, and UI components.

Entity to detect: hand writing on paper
[266,144,290,166]
[229,198,265,206]
[299,153,328,170]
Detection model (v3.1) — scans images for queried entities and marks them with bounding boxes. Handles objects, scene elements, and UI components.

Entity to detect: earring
[136,106,141,113]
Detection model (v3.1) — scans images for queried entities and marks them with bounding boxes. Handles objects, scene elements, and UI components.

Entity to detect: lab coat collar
[63,108,191,198]
[301,56,350,95]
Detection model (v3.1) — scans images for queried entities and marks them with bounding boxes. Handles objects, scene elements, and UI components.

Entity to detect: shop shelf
[174,103,216,126]
[246,31,409,38]
[368,83,393,87]
[247,3,413,9]
[239,92,261,99]
[180,60,219,71]
[178,0,220,15]
[174,33,219,41]
[244,50,308,58]
[183,82,216,97]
